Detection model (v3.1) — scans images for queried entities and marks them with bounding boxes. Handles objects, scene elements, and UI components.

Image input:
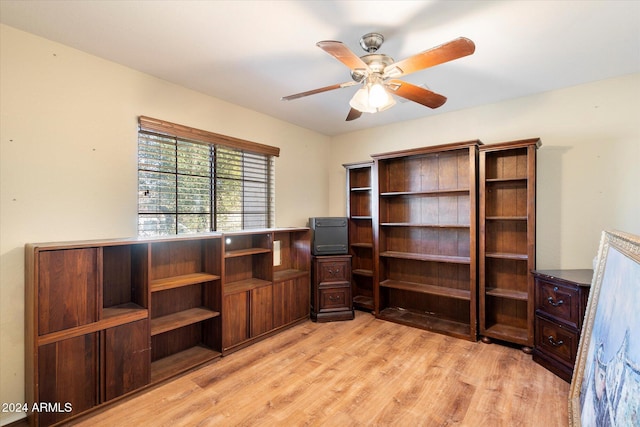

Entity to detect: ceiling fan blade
[384,37,475,78]
[386,80,447,109]
[317,41,369,72]
[346,108,362,121]
[281,81,359,101]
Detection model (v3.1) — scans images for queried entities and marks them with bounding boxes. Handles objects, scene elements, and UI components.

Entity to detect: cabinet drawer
[535,315,579,364]
[319,285,350,311]
[535,279,581,328]
[318,260,350,283]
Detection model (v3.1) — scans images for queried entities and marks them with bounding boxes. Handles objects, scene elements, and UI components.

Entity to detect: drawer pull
[328,295,341,302]
[547,336,564,347]
[547,296,564,307]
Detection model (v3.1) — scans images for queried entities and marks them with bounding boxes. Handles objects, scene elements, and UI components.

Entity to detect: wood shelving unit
[371,141,480,341]
[149,237,223,380]
[479,138,540,350]
[26,229,310,426]
[343,161,375,312]
[222,229,311,354]
[25,240,153,426]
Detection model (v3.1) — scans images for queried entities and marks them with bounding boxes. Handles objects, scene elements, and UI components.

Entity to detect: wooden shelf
[380,189,469,197]
[486,177,527,183]
[351,242,372,248]
[483,323,528,344]
[150,272,220,292]
[378,307,471,340]
[151,345,221,383]
[485,252,528,260]
[103,303,148,322]
[380,279,470,301]
[485,287,528,300]
[225,247,271,258]
[150,307,219,336]
[381,251,471,264]
[353,295,374,310]
[352,268,373,277]
[381,223,470,228]
[273,268,308,283]
[486,216,527,221]
[224,277,272,295]
[37,308,149,346]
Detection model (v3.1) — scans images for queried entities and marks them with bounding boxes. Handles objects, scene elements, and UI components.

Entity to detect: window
[137,116,278,236]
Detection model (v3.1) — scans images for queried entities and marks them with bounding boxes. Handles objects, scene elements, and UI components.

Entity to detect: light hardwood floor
[70,311,570,426]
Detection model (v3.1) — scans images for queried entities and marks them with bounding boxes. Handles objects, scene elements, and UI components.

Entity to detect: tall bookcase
[343,161,375,312]
[478,138,540,350]
[371,141,480,341]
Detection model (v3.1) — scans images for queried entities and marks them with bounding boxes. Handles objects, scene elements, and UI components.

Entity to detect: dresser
[532,269,592,382]
[311,255,354,322]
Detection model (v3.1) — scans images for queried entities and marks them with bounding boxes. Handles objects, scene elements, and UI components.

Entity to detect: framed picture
[569,230,640,426]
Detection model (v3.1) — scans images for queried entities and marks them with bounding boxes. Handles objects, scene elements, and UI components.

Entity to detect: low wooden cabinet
[26,228,310,426]
[532,269,592,382]
[311,255,354,322]
[221,229,311,354]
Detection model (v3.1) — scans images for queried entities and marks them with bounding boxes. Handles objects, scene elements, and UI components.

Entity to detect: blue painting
[578,242,640,426]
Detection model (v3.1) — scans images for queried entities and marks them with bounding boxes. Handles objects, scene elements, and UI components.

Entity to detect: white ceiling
[1,0,639,136]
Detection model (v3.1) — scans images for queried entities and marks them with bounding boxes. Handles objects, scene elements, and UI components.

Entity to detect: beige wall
[328,73,640,269]
[0,25,330,425]
[1,22,639,426]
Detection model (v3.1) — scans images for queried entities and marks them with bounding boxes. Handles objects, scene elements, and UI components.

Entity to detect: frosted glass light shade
[369,83,388,108]
[349,83,396,113]
[349,87,377,113]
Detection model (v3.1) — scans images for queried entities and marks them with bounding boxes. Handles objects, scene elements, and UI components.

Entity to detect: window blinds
[137,117,277,236]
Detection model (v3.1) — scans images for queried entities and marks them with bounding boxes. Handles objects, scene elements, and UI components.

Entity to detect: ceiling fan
[281,33,475,121]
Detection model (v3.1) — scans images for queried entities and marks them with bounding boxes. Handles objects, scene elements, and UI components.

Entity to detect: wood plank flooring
[70,311,569,426]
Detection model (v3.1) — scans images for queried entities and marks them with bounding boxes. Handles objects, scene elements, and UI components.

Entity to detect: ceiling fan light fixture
[349,87,377,113]
[349,81,396,113]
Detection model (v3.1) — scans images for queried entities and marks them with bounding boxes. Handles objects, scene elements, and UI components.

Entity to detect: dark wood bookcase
[221,229,311,354]
[478,138,540,350]
[343,161,375,312]
[371,141,480,341]
[26,228,309,426]
[26,240,152,426]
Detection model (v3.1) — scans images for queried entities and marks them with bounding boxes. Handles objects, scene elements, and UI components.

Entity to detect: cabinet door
[250,285,273,337]
[273,277,310,328]
[38,248,99,335]
[103,319,150,401]
[222,292,249,349]
[38,334,98,426]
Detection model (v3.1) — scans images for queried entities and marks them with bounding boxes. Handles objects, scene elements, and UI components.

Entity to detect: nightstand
[532,269,592,382]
